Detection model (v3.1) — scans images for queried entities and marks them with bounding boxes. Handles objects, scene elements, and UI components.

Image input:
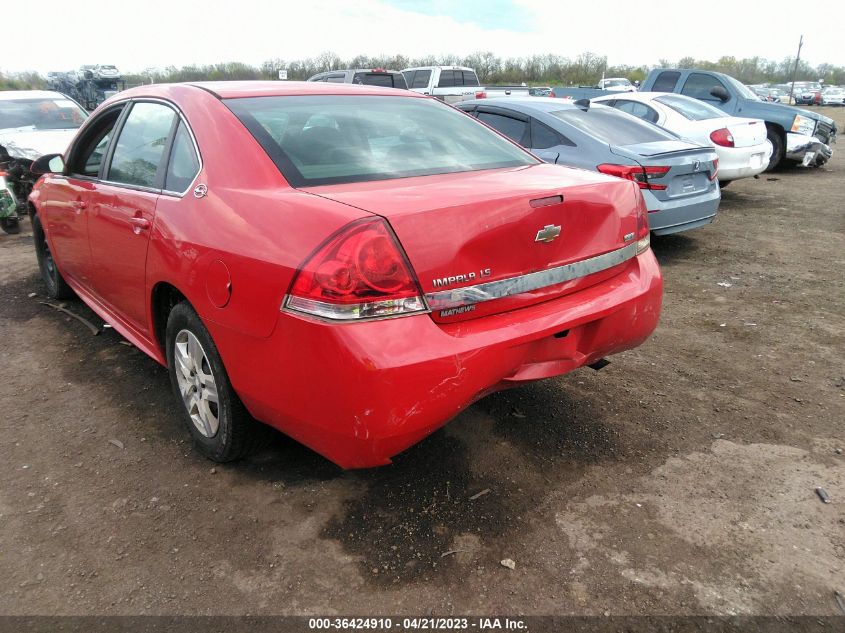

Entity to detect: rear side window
[651,71,681,92]
[611,100,659,124]
[477,111,529,146]
[531,118,573,149]
[550,106,676,146]
[108,102,176,188]
[655,94,724,120]
[681,73,729,101]
[352,72,407,89]
[462,71,480,87]
[437,70,455,88]
[410,70,431,89]
[164,122,200,192]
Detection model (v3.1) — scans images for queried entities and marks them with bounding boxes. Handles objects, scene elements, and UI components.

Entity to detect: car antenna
[574,98,590,110]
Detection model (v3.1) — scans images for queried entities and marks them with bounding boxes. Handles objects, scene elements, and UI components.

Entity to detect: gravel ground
[0,107,843,616]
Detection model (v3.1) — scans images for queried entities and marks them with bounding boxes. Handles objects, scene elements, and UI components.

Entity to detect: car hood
[0,128,77,160]
[773,103,834,126]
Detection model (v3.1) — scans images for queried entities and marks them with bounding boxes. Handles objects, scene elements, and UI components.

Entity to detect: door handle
[70,200,87,211]
[128,216,151,234]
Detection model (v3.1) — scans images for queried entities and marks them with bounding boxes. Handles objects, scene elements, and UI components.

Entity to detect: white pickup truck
[401,66,529,103]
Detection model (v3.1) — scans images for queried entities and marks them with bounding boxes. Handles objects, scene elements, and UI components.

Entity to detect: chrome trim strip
[425,242,638,310]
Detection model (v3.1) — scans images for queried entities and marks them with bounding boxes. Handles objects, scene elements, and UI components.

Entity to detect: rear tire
[165,302,258,462]
[1,217,20,234]
[765,128,784,171]
[32,213,74,299]
[719,180,732,189]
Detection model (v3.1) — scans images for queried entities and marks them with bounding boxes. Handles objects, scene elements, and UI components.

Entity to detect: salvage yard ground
[0,107,843,616]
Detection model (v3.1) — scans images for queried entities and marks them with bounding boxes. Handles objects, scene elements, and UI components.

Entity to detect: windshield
[605,79,630,87]
[550,105,676,146]
[0,97,88,131]
[723,75,758,100]
[225,95,536,187]
[655,94,725,120]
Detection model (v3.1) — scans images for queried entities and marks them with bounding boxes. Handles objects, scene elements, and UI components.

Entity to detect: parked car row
[2,64,837,469]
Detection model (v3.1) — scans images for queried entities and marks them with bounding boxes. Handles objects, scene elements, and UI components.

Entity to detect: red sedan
[28,82,662,469]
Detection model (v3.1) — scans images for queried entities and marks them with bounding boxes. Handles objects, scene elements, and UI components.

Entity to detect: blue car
[457,98,720,236]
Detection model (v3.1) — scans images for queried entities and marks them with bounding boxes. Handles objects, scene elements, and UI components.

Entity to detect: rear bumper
[643,186,721,236]
[717,142,772,181]
[209,250,663,469]
[785,132,833,165]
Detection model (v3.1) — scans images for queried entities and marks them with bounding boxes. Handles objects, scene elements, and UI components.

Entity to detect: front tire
[165,302,257,462]
[765,128,784,171]
[32,213,74,299]
[1,217,20,234]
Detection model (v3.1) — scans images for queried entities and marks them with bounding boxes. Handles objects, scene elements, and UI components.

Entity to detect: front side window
[68,106,124,178]
[325,74,346,83]
[165,122,200,192]
[550,106,676,146]
[108,102,176,188]
[681,73,729,102]
[225,95,536,187]
[477,111,529,146]
[411,70,431,89]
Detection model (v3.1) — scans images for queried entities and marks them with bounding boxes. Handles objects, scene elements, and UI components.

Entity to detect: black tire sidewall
[766,129,784,171]
[32,213,60,297]
[165,303,240,461]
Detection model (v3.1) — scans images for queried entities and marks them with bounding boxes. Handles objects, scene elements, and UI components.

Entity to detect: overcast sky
[5,0,844,75]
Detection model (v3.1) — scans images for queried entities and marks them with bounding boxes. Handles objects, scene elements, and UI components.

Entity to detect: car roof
[115,81,422,101]
[0,90,69,101]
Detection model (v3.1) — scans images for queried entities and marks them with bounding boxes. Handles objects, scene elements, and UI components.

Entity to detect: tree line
[3,51,844,90]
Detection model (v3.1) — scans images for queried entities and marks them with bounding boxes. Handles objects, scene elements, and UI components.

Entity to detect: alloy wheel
[174,329,220,438]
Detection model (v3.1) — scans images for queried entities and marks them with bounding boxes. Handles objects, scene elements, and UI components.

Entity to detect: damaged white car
[0,90,87,233]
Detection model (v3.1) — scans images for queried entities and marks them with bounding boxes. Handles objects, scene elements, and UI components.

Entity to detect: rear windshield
[550,106,675,146]
[654,95,724,120]
[0,97,88,131]
[225,95,536,187]
[352,72,408,90]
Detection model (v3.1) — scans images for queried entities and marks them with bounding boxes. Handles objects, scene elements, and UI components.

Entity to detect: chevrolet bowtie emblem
[535,224,562,243]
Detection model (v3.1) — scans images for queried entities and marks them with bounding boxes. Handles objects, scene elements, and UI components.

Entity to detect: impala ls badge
[535,224,561,243]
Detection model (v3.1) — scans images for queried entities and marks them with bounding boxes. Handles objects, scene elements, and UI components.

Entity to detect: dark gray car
[457,98,721,236]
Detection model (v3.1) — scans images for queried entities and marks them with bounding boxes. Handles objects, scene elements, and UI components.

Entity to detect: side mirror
[30,153,65,176]
[710,86,729,102]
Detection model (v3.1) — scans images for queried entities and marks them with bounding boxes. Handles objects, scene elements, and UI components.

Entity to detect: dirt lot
[1,108,843,617]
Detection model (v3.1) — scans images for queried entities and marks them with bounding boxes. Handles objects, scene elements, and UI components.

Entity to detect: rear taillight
[710,158,719,181]
[635,193,650,254]
[548,91,556,98]
[474,91,487,99]
[284,218,427,320]
[597,164,669,190]
[709,128,735,147]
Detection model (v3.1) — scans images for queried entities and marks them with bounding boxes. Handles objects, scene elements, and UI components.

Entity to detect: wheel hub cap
[174,330,220,438]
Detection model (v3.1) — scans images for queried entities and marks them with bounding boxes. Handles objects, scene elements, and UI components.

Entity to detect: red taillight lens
[548,91,556,98]
[597,164,669,190]
[475,91,487,99]
[286,219,426,320]
[709,128,735,147]
[710,157,719,181]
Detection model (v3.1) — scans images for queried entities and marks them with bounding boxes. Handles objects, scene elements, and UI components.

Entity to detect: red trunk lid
[303,164,642,322]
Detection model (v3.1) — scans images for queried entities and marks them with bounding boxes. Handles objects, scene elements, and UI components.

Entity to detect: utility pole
[788,35,803,104]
